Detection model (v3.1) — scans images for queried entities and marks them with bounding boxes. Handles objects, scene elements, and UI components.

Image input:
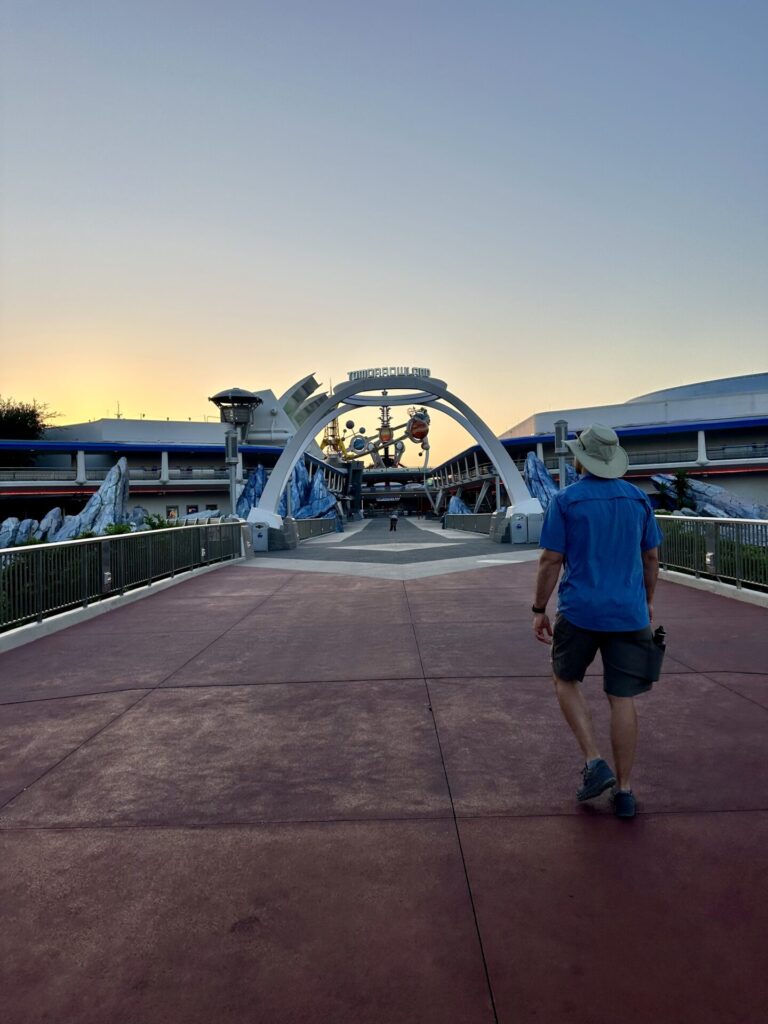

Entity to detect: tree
[0,396,55,440]
[0,396,57,466]
[673,469,695,510]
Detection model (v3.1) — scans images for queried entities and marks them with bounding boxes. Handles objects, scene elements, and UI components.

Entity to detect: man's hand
[533,549,563,646]
[533,612,553,645]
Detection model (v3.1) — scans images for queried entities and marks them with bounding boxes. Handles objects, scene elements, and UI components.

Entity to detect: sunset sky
[2,1,766,463]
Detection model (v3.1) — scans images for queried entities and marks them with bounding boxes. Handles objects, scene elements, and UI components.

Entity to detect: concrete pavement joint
[3,805,767,834]
[696,672,768,713]
[403,581,500,1024]
[237,550,539,580]
[0,576,298,812]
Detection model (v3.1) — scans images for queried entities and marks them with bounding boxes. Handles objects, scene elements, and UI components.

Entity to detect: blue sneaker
[612,789,637,819]
[576,759,617,802]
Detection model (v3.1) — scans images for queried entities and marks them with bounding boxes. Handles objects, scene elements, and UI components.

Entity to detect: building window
[186,504,199,515]
[166,506,178,520]
[205,504,218,511]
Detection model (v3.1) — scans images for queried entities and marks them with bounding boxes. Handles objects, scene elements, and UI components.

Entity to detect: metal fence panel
[656,515,768,590]
[444,514,494,534]
[295,518,337,541]
[0,524,242,632]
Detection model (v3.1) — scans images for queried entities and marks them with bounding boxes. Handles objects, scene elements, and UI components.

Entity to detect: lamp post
[554,419,569,490]
[208,388,263,515]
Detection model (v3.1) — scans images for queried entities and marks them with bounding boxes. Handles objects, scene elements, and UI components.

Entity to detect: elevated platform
[1,533,766,1022]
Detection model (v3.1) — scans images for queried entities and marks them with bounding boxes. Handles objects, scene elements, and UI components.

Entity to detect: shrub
[717,539,768,586]
[103,523,132,535]
[145,513,172,530]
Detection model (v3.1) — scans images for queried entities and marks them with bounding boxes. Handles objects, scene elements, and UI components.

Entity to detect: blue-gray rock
[294,469,337,519]
[523,452,559,511]
[126,505,149,526]
[278,461,310,517]
[652,474,768,520]
[236,465,267,517]
[14,519,39,545]
[34,507,63,541]
[54,515,80,540]
[447,495,472,515]
[0,517,20,549]
[52,458,130,540]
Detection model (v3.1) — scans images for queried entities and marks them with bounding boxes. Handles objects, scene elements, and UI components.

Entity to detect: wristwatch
[531,605,547,614]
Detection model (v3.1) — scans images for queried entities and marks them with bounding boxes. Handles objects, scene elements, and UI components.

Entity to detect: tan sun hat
[564,423,629,479]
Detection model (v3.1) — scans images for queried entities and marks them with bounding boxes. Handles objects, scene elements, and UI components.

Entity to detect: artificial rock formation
[0,518,20,548]
[34,507,63,542]
[54,458,130,540]
[0,459,131,548]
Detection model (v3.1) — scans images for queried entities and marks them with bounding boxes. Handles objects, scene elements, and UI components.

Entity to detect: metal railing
[706,443,768,461]
[295,518,337,540]
[0,467,231,482]
[443,514,494,533]
[88,468,231,481]
[0,468,78,481]
[656,515,768,590]
[0,523,243,633]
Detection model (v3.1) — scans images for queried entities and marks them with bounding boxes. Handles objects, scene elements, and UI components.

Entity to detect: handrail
[0,523,243,632]
[656,514,768,590]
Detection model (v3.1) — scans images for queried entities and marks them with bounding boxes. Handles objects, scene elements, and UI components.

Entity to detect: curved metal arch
[248,375,541,527]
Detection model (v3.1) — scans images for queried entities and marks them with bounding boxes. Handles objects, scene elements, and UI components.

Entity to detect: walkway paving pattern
[1,519,767,1022]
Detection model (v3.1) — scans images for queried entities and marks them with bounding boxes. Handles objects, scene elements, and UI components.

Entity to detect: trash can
[251,523,269,552]
[510,514,528,544]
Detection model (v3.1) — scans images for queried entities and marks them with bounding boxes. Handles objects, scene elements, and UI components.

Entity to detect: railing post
[171,528,176,577]
[36,546,44,623]
[81,542,89,608]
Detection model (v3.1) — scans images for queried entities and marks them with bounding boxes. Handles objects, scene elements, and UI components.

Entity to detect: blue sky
[2,1,766,458]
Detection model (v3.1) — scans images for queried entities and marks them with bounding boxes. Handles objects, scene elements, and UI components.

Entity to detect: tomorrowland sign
[347,366,431,382]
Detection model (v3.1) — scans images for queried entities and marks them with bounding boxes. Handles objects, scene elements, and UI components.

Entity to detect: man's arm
[532,548,564,644]
[642,546,659,621]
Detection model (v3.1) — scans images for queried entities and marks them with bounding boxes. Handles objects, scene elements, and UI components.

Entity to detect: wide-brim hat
[564,423,629,479]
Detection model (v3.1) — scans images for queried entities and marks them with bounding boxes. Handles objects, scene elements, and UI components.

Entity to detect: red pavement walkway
[1,561,767,1023]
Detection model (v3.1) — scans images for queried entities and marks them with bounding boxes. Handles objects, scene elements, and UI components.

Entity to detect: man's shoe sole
[613,793,637,818]
[577,775,617,802]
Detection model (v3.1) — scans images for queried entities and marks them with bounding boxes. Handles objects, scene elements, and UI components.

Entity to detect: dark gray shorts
[552,614,654,698]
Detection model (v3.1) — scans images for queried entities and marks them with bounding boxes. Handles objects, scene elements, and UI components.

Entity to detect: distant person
[389,509,399,532]
[531,424,663,819]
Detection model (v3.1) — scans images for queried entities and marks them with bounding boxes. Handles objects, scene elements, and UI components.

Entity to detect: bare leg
[607,695,637,790]
[554,677,601,762]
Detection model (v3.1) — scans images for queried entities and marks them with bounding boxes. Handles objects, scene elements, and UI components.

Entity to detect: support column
[160,451,169,484]
[75,450,86,484]
[697,430,708,464]
[236,452,244,483]
[536,442,544,461]
[495,475,501,510]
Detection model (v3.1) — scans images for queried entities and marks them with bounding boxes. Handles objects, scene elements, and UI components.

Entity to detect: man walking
[389,509,399,532]
[532,424,662,818]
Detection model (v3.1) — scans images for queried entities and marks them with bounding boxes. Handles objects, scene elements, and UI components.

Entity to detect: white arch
[248,375,542,527]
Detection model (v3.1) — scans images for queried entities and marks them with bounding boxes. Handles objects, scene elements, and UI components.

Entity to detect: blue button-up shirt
[539,475,663,631]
